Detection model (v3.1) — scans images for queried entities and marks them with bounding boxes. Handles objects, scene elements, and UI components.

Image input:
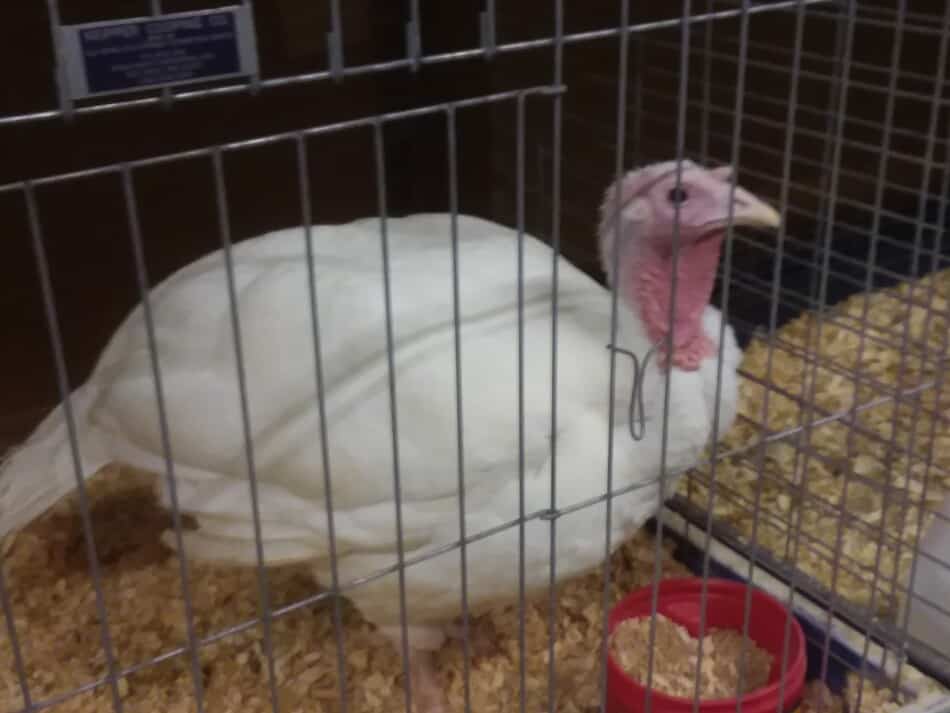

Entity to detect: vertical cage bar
[782,1,858,710]
[23,182,123,712]
[445,105,474,713]
[597,0,631,711]
[147,0,174,107]
[629,32,645,168]
[805,8,846,316]
[515,92,528,713]
[120,166,205,712]
[406,0,422,72]
[644,2,693,710]
[746,1,809,711]
[371,121,415,713]
[697,0,714,164]
[691,1,756,710]
[294,134,350,713]
[43,0,73,119]
[546,2,565,712]
[480,0,497,57]
[685,0,717,541]
[209,150,281,713]
[243,0,260,93]
[327,0,345,81]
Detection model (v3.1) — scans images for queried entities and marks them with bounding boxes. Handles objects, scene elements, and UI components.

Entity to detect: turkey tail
[0,383,112,539]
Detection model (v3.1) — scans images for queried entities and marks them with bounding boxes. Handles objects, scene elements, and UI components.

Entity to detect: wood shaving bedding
[0,467,695,713]
[681,269,950,621]
[609,613,773,699]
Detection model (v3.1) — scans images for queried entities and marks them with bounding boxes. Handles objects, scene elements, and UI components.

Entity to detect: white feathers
[0,382,112,537]
[0,212,740,632]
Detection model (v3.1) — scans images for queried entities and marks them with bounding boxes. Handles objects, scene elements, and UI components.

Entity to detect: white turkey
[0,159,779,711]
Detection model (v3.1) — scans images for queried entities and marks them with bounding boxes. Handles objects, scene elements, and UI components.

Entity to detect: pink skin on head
[598,160,779,371]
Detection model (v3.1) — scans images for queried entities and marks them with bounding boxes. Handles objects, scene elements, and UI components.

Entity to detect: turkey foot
[446,617,501,660]
[379,626,449,713]
[408,650,447,713]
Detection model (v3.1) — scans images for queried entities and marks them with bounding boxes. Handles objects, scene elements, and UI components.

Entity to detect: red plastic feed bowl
[607,578,807,713]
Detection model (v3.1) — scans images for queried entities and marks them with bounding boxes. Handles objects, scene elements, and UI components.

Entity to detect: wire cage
[0,1,949,713]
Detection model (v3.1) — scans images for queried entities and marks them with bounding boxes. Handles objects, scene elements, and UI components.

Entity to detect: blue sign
[70,10,251,96]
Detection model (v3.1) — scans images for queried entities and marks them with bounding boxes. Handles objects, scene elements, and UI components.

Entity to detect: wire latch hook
[605,342,656,442]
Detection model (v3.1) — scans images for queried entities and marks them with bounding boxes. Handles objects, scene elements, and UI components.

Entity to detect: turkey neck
[621,232,724,365]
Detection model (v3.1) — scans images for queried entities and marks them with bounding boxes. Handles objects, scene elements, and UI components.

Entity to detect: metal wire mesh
[1,2,949,713]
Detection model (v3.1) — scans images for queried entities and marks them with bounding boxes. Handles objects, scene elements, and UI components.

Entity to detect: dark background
[0,0,947,449]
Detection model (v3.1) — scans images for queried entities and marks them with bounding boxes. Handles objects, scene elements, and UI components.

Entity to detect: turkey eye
[667,187,689,204]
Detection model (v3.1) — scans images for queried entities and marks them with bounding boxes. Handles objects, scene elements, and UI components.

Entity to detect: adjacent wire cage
[1,2,949,713]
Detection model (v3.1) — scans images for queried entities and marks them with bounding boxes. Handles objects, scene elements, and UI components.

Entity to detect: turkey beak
[728,187,781,230]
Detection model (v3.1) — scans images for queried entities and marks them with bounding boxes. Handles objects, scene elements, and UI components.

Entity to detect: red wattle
[625,234,723,371]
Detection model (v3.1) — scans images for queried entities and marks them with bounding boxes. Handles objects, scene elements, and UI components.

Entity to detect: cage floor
[2,269,948,713]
